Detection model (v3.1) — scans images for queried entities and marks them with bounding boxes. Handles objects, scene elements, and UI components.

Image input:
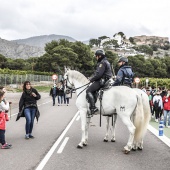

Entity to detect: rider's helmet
[118,57,128,63]
[95,49,105,56]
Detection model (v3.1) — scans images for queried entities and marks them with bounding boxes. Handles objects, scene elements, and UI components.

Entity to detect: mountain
[12,34,77,48]
[0,38,45,59]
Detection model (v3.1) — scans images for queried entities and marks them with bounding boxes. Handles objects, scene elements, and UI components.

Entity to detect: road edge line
[35,111,79,170]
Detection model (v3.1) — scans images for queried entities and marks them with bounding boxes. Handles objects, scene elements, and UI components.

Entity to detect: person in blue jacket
[112,57,134,87]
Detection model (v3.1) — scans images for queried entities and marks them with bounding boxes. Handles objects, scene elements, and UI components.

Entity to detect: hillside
[12,34,77,48]
[0,38,45,59]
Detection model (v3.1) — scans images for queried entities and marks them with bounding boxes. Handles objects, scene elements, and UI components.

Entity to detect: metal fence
[0,74,63,88]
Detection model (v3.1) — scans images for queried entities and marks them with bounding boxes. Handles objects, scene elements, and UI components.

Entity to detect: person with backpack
[153,90,163,122]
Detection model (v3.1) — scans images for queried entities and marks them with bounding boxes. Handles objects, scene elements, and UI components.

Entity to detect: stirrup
[91,107,98,115]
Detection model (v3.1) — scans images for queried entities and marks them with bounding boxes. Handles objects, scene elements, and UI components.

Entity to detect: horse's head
[63,69,74,90]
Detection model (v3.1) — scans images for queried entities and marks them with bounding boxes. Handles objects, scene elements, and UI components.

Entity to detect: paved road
[1,92,170,170]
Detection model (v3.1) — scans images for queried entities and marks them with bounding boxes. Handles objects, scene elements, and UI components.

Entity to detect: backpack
[154,100,160,110]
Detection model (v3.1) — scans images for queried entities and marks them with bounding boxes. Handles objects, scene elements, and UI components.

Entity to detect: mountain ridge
[0,34,80,59]
[12,34,77,48]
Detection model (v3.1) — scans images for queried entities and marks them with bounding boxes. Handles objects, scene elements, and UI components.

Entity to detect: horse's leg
[110,113,117,142]
[120,115,136,154]
[137,139,143,150]
[77,109,88,149]
[84,117,91,146]
[104,114,117,142]
[104,116,110,142]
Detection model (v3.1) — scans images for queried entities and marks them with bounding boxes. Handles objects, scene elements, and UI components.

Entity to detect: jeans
[24,107,36,135]
[65,98,69,104]
[52,95,56,105]
[0,130,5,145]
[163,110,170,126]
[58,96,63,104]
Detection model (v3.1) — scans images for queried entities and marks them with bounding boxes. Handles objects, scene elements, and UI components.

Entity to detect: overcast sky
[0,0,169,41]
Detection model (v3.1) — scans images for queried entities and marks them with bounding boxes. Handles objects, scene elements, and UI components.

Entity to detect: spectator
[0,90,12,149]
[18,81,41,139]
[160,87,167,98]
[65,89,71,106]
[146,89,153,115]
[162,89,170,128]
[50,83,57,106]
[150,86,156,116]
[141,86,146,93]
[153,90,163,122]
[57,81,64,106]
[63,80,67,105]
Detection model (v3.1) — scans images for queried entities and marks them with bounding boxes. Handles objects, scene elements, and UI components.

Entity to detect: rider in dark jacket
[86,49,113,115]
[112,57,134,87]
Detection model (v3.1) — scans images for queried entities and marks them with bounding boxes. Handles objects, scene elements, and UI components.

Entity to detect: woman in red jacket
[0,90,12,149]
[163,89,170,127]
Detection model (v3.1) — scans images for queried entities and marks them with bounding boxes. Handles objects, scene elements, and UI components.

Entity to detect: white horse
[64,69,147,153]
[104,88,151,150]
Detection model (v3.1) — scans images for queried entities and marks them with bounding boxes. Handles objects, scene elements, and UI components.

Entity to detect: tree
[129,37,135,44]
[138,45,153,56]
[118,32,126,39]
[89,39,100,47]
[0,54,7,69]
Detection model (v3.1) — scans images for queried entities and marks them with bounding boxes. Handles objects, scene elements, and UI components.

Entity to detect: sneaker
[29,135,35,139]
[155,119,158,123]
[1,143,11,149]
[5,142,12,147]
[168,126,170,128]
[25,134,29,139]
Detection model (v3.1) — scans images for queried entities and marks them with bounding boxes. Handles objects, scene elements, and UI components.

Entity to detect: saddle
[94,79,112,102]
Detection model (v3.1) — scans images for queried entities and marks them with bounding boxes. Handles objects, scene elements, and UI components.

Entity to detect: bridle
[65,75,90,97]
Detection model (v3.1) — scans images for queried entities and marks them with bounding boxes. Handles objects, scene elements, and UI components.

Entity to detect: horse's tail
[136,92,151,140]
[133,93,147,142]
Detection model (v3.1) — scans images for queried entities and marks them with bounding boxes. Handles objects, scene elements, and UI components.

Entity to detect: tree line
[0,39,170,78]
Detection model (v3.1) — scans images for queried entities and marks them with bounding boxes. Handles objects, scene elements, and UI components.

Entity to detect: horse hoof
[103,139,108,142]
[132,148,137,151]
[111,139,115,142]
[77,145,83,149]
[124,150,130,154]
[83,143,87,146]
[138,147,143,150]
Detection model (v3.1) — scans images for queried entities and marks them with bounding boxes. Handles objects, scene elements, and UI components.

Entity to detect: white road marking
[76,115,80,121]
[57,137,69,154]
[148,124,170,147]
[35,111,79,170]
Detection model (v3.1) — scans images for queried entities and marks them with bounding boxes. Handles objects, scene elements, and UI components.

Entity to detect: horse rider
[86,49,113,115]
[112,57,134,87]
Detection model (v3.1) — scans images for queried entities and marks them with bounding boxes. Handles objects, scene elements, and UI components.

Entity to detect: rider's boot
[86,92,98,116]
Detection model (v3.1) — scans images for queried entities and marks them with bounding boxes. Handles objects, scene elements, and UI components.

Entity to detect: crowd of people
[144,86,170,127]
[50,80,71,106]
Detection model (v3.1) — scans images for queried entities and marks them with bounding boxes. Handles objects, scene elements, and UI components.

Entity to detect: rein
[66,76,90,97]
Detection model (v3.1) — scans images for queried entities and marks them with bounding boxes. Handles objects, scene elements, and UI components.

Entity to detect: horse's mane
[68,70,89,84]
